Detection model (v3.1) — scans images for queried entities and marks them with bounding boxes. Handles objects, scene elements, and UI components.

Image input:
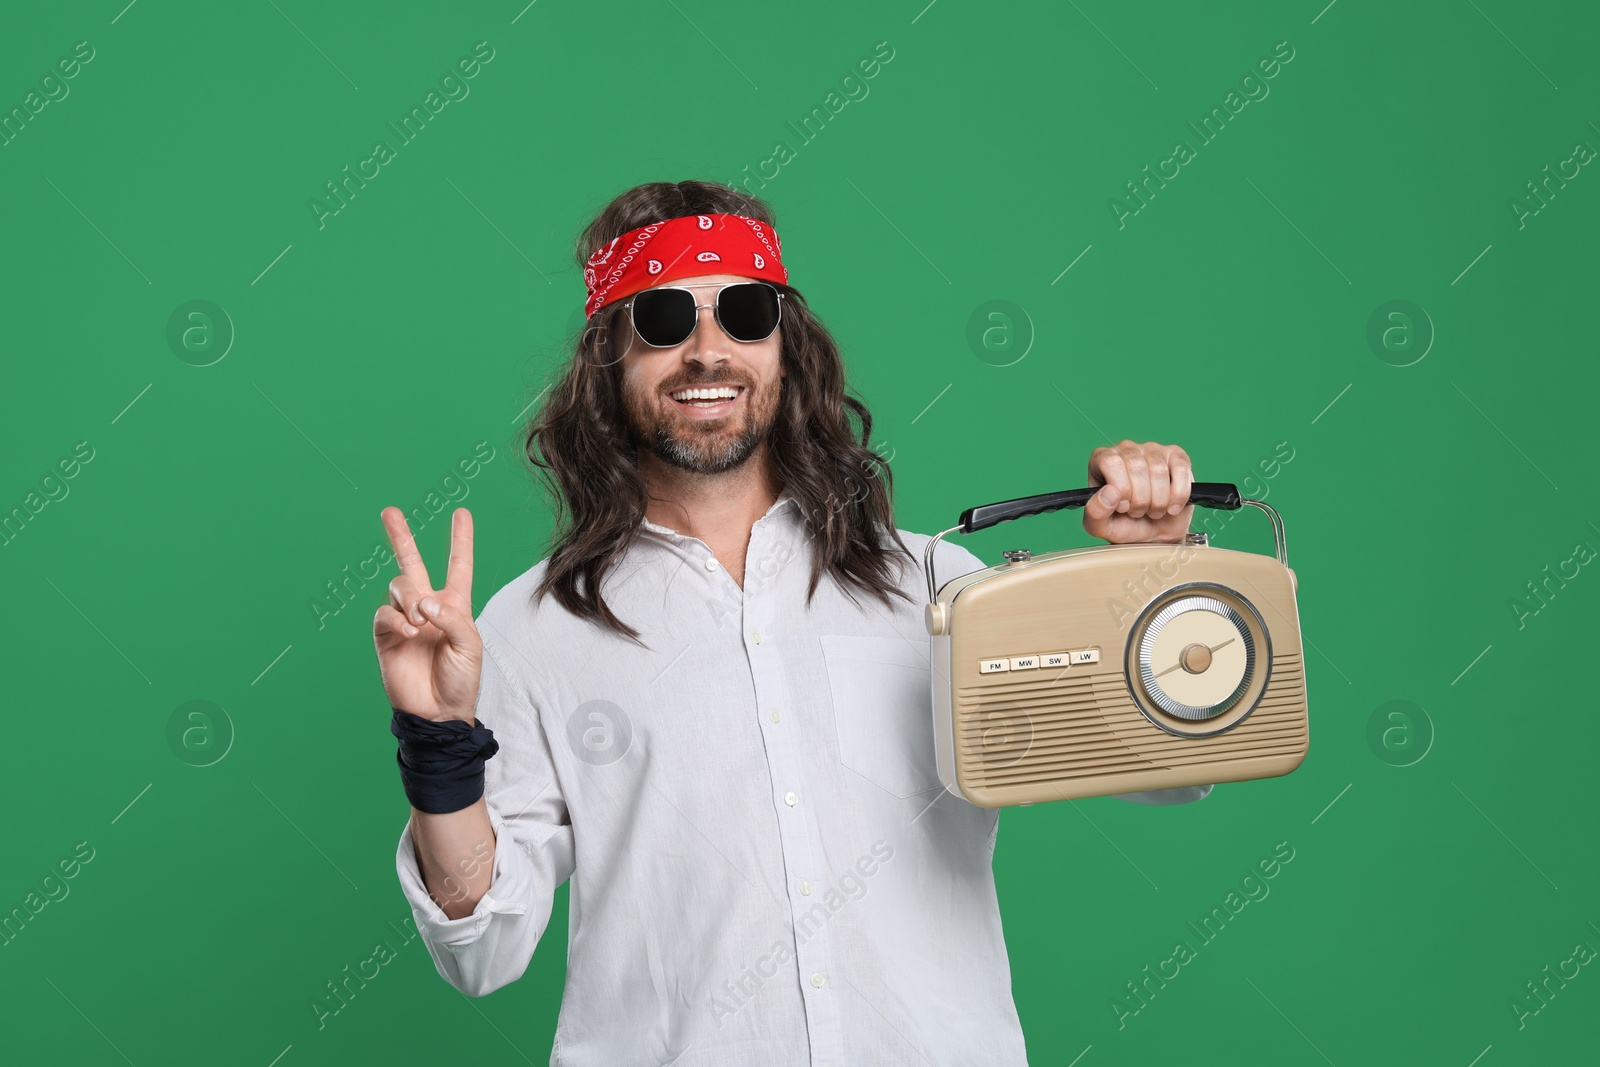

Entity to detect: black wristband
[391,707,500,815]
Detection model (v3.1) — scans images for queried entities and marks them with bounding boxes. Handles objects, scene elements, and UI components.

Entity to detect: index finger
[443,507,474,603]
[381,506,433,589]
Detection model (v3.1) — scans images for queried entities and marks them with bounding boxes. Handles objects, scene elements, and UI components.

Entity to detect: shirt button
[704,557,720,571]
[768,709,781,724]
[750,629,763,644]
[811,972,825,989]
[784,791,798,807]
[799,880,812,896]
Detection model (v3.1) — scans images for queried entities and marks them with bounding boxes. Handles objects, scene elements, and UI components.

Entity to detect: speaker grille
[954,654,1306,788]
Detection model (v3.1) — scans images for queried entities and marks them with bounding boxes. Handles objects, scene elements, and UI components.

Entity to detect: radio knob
[1002,549,1032,564]
[1180,642,1214,674]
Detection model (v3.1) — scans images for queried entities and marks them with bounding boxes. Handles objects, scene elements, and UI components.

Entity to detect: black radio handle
[958,482,1242,534]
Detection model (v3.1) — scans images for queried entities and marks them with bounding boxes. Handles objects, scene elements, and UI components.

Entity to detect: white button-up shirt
[395,490,1210,1065]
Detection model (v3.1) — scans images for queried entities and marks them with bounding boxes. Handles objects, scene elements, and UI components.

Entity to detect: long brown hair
[523,179,915,643]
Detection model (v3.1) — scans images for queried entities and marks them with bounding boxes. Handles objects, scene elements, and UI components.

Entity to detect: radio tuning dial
[1130,590,1264,727]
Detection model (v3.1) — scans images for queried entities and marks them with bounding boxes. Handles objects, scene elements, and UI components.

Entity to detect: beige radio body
[923,487,1308,807]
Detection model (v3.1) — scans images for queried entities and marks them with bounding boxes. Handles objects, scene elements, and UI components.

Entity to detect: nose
[685,300,732,363]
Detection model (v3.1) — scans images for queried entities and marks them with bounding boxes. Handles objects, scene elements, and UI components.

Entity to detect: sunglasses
[620,281,784,348]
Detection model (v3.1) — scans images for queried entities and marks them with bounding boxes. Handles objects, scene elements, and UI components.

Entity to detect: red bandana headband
[583,212,788,320]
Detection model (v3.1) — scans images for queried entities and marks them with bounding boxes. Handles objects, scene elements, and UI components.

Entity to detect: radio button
[979,658,1010,674]
[1070,648,1101,665]
[1041,652,1071,668]
[1009,655,1039,670]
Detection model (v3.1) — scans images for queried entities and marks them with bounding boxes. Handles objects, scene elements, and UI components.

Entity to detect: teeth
[670,386,740,402]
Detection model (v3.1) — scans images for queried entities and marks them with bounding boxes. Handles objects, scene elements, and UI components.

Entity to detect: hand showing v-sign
[373,506,482,724]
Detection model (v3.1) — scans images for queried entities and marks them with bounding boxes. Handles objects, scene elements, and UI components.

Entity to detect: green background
[3,0,1596,1063]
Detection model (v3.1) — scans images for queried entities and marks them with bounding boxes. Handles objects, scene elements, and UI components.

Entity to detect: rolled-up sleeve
[394,631,575,997]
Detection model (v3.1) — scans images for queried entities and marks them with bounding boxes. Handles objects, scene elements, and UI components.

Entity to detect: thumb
[1084,483,1119,522]
[418,595,478,651]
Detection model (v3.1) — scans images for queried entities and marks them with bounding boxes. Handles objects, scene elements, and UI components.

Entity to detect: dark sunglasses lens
[632,288,696,346]
[718,284,781,342]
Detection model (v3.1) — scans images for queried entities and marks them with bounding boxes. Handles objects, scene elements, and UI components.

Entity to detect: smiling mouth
[667,385,745,413]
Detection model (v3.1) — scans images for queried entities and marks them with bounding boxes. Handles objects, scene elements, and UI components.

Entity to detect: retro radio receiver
[923,483,1308,807]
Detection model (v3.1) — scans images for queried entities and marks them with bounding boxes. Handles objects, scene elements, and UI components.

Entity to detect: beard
[622,371,781,475]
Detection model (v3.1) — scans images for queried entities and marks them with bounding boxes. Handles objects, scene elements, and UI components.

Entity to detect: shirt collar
[639,489,799,545]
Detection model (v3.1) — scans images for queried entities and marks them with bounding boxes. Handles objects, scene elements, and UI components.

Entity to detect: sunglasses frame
[619,280,785,349]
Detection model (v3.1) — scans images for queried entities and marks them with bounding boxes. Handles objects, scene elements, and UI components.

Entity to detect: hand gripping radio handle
[924,482,1288,609]
[958,482,1242,533]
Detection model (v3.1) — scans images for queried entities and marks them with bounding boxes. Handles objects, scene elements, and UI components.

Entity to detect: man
[376,181,1254,1065]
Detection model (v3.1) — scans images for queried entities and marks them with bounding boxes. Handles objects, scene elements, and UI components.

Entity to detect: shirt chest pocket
[819,634,943,798]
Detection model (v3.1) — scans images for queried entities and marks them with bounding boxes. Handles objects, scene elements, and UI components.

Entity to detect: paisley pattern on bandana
[583,212,789,319]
